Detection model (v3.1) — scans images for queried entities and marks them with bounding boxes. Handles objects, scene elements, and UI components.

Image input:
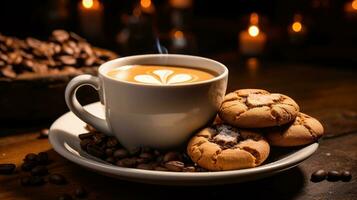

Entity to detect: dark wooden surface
[1,53,357,200]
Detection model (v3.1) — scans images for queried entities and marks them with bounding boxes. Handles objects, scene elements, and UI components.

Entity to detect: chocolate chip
[327,171,341,182]
[86,144,105,158]
[49,174,67,185]
[0,163,16,174]
[311,169,327,182]
[341,171,352,182]
[164,161,184,172]
[74,186,87,198]
[21,161,38,171]
[58,194,73,200]
[31,165,48,176]
[113,149,129,159]
[116,158,137,168]
[78,133,94,140]
[163,151,182,162]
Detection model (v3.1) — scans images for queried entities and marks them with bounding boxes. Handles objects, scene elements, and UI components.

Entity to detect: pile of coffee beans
[311,169,352,183]
[0,30,116,78]
[79,125,207,172]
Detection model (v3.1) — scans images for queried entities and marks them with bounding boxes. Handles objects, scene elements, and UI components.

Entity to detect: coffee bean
[106,136,119,148]
[154,166,169,171]
[341,171,352,182]
[21,161,38,171]
[52,30,70,43]
[106,157,116,164]
[183,166,196,172]
[86,144,105,158]
[0,163,16,174]
[137,163,154,170]
[74,186,87,198]
[58,55,76,65]
[165,161,184,172]
[31,165,48,176]
[136,158,148,164]
[49,174,67,185]
[80,139,92,150]
[85,124,97,132]
[139,152,153,161]
[78,132,94,140]
[105,148,114,157]
[37,152,49,165]
[24,153,38,162]
[113,149,129,159]
[327,170,341,182]
[93,133,106,145]
[311,169,327,182]
[116,158,137,168]
[163,151,182,163]
[38,129,49,139]
[58,194,73,200]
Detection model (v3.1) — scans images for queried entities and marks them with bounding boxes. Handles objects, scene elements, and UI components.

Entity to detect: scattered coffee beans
[327,170,341,182]
[311,169,327,182]
[21,161,37,172]
[31,165,48,176]
[49,174,67,185]
[74,186,88,198]
[0,163,16,174]
[78,126,209,172]
[341,171,352,182]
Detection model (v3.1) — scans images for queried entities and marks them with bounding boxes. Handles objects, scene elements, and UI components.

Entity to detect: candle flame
[173,30,184,39]
[250,13,259,25]
[82,0,100,9]
[141,0,152,8]
[292,22,302,32]
[248,25,260,37]
[352,0,357,10]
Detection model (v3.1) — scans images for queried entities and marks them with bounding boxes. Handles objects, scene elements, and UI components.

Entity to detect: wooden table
[1,53,356,200]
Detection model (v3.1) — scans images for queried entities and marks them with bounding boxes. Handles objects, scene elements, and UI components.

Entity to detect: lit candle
[78,0,104,38]
[171,29,187,48]
[239,13,267,56]
[288,14,307,44]
[139,0,155,15]
[344,0,357,18]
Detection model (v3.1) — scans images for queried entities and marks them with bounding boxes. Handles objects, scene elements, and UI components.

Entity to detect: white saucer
[49,102,318,186]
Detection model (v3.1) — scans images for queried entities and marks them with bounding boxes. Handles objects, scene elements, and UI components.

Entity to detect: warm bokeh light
[352,0,357,10]
[292,22,302,32]
[173,30,184,39]
[82,0,94,9]
[248,25,260,37]
[250,13,259,25]
[141,0,152,8]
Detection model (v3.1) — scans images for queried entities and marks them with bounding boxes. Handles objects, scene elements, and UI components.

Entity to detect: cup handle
[65,74,111,135]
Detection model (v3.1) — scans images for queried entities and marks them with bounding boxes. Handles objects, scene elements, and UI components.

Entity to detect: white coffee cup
[65,54,228,150]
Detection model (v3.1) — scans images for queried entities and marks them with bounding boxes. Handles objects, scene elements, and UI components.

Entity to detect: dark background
[0,0,356,65]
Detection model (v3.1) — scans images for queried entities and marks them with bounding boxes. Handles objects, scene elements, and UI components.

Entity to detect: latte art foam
[107,65,216,85]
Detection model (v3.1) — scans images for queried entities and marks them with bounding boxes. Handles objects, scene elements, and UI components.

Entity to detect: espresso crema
[107,65,216,85]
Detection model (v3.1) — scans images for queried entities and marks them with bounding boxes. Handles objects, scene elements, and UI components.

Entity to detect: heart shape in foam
[134,69,193,85]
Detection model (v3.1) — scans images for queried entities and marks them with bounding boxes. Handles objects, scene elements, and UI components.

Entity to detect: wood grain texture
[0,53,356,200]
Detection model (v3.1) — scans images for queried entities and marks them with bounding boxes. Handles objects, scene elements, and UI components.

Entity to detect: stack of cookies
[187,89,324,171]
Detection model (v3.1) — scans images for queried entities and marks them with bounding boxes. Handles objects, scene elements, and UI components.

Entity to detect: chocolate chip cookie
[187,124,270,171]
[219,89,299,128]
[265,112,324,147]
